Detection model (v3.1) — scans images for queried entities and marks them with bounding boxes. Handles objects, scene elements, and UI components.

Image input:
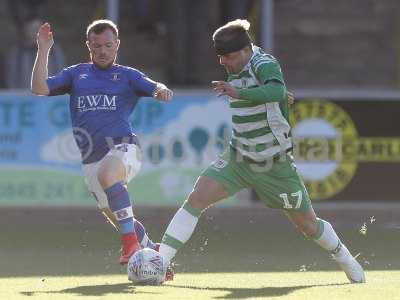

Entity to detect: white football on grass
[127,248,166,285]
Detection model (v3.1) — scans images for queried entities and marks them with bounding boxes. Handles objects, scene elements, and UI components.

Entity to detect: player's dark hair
[86,19,118,40]
[213,19,252,55]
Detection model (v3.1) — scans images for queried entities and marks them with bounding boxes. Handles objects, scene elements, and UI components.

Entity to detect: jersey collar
[91,63,118,72]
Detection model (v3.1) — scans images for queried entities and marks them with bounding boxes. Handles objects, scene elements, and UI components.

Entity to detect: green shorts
[202,148,311,212]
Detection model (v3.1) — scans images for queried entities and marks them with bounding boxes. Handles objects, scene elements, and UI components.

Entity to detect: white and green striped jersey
[228,45,292,162]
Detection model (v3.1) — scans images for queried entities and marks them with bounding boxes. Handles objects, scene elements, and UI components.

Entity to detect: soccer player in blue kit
[31,20,173,265]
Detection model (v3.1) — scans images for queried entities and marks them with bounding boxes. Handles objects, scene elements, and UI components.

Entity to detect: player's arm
[130,70,173,102]
[213,60,294,105]
[212,79,286,103]
[152,83,173,102]
[241,59,287,103]
[31,23,54,96]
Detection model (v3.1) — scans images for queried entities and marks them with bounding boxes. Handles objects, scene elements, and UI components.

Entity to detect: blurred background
[1,0,399,88]
[0,0,400,278]
[0,0,400,204]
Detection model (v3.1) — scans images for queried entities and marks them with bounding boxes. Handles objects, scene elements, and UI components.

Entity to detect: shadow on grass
[166,282,350,299]
[21,282,348,298]
[21,282,160,297]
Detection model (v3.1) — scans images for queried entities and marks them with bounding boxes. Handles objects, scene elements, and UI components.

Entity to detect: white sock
[314,219,355,264]
[159,202,201,263]
[314,219,343,253]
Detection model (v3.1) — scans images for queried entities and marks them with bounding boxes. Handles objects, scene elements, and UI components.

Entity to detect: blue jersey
[47,63,157,164]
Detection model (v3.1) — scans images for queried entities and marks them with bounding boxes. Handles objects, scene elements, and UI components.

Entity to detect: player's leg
[251,155,365,283]
[97,155,141,264]
[159,151,244,266]
[285,207,365,283]
[100,207,156,249]
[97,143,145,264]
[159,175,230,264]
[82,146,155,263]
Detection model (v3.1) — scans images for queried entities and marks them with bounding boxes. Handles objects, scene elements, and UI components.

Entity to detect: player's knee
[97,157,126,188]
[97,170,120,189]
[187,190,209,210]
[298,220,318,237]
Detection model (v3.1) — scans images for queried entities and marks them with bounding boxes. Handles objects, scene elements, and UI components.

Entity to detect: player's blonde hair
[212,19,250,42]
[224,19,250,31]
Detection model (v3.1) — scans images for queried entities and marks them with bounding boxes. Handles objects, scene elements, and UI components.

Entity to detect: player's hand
[287,91,295,106]
[212,81,239,98]
[154,85,173,102]
[37,22,54,52]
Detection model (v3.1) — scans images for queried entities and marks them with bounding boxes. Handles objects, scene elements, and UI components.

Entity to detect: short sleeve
[47,66,74,96]
[128,68,157,97]
[252,57,285,85]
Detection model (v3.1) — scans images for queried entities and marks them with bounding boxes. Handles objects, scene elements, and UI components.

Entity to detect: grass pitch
[2,271,400,300]
[1,206,399,299]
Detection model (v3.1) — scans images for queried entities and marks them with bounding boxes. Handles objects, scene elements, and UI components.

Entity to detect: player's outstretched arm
[211,81,239,98]
[153,83,173,102]
[31,23,54,96]
[212,80,295,106]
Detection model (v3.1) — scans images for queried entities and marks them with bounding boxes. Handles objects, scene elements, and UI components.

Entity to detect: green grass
[1,272,400,300]
[1,207,399,299]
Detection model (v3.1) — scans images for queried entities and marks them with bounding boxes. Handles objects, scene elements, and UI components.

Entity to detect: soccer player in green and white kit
[158,19,365,283]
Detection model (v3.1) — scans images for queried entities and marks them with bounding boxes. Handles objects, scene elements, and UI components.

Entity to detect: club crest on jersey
[212,158,228,170]
[111,73,120,81]
[79,74,88,79]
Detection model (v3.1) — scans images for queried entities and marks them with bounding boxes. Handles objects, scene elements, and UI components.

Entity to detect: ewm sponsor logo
[77,94,117,112]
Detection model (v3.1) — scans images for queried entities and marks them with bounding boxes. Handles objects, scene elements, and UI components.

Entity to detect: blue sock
[104,182,135,235]
[134,220,156,249]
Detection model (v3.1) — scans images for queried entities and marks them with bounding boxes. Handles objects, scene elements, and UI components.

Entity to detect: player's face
[86,29,120,69]
[218,48,250,74]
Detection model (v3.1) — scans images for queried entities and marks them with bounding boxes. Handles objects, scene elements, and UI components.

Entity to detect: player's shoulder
[250,46,279,70]
[62,63,92,74]
[113,64,145,78]
[69,63,91,69]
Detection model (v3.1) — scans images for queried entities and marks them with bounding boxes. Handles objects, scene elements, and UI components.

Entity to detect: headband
[214,31,251,55]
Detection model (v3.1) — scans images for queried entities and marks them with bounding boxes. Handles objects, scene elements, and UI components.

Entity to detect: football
[127,248,166,285]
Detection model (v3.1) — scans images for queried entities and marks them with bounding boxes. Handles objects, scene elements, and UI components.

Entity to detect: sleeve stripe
[253,60,275,73]
[253,58,272,65]
[252,56,274,64]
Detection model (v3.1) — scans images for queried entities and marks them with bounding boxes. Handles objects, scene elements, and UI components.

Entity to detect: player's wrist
[37,46,52,55]
[153,83,167,97]
[233,87,240,97]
